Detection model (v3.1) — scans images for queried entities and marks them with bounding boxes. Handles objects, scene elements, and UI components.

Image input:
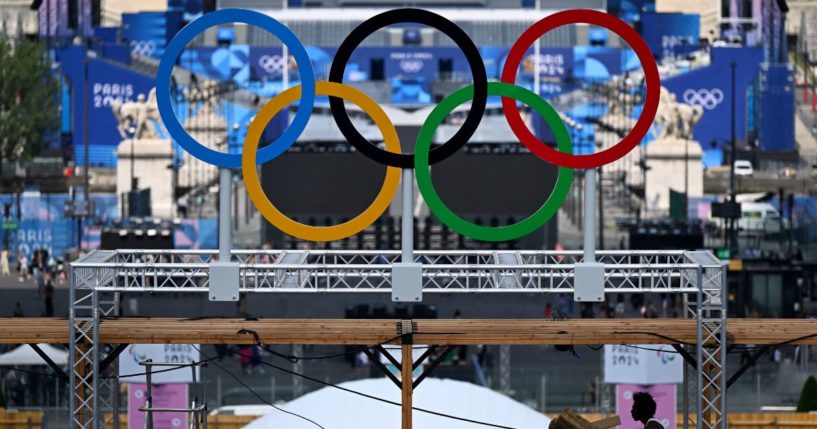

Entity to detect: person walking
[0,248,9,276]
[12,302,23,317]
[43,274,54,317]
[17,252,28,282]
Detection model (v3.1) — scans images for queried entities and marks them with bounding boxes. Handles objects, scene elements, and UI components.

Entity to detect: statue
[112,87,173,218]
[183,80,221,116]
[111,88,161,139]
[653,87,704,140]
[645,86,705,214]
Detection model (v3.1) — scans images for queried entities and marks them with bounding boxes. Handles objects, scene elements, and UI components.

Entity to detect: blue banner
[9,219,74,262]
[58,45,159,167]
[640,13,700,60]
[662,47,764,166]
[174,219,218,249]
[758,64,795,152]
[122,12,183,61]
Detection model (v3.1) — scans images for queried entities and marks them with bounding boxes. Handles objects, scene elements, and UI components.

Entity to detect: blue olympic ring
[156,9,316,169]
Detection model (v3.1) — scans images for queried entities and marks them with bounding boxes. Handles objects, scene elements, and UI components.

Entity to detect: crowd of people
[545,294,682,320]
[0,247,60,317]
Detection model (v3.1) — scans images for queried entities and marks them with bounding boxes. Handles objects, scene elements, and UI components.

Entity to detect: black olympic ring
[328,8,488,169]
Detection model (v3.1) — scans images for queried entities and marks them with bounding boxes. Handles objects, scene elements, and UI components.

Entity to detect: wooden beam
[401,344,412,429]
[0,318,70,343]
[0,318,816,346]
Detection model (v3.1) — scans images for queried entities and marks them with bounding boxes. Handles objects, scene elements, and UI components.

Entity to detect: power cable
[231,345,516,429]
[192,345,325,429]
[0,365,62,379]
[237,329,403,363]
[109,355,219,379]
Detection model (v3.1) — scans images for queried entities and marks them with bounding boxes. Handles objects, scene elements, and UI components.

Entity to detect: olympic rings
[682,88,724,110]
[328,8,488,169]
[243,82,402,242]
[415,82,574,242]
[158,8,661,242]
[157,9,316,169]
[500,9,660,169]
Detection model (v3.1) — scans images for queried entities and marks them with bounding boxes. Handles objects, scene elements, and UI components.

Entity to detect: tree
[797,375,817,412]
[0,36,59,163]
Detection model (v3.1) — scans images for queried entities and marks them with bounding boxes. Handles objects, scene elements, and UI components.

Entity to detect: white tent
[0,344,68,366]
[244,378,551,429]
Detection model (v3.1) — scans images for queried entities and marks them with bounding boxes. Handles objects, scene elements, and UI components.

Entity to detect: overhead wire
[225,344,517,429]
[192,345,326,429]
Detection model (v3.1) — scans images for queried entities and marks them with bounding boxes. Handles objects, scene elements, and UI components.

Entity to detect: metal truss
[72,249,703,294]
[70,249,726,429]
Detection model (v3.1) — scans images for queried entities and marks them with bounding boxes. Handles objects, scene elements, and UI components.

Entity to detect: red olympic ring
[500,9,660,169]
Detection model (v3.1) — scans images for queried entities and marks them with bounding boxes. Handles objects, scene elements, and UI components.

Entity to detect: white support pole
[583,168,596,263]
[392,169,422,302]
[574,168,603,302]
[401,169,414,263]
[218,168,232,262]
[210,168,239,301]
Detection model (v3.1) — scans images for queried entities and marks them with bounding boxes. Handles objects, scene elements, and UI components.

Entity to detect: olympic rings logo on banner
[258,54,286,73]
[157,8,660,243]
[130,40,156,59]
[682,88,724,110]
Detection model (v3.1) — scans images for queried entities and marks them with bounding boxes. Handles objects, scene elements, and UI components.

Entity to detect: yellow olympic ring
[242,81,402,242]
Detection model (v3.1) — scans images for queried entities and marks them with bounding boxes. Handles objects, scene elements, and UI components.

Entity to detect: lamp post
[684,138,689,220]
[729,61,739,254]
[128,126,137,192]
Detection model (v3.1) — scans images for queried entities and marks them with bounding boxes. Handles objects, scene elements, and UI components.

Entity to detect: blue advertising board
[168,0,207,23]
[174,219,218,249]
[122,11,183,61]
[640,13,700,60]
[758,64,795,151]
[0,193,118,261]
[662,47,764,166]
[180,45,251,82]
[58,45,158,166]
[609,0,657,23]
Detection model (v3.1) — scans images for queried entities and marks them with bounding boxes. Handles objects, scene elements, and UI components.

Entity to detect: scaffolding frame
[69,248,726,429]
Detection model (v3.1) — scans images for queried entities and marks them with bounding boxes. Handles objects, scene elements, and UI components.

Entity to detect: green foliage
[797,375,817,412]
[0,36,60,162]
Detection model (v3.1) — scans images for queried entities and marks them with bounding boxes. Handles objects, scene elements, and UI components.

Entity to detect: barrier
[0,410,44,429]
[550,413,817,429]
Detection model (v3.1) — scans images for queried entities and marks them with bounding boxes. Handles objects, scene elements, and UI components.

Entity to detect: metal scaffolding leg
[71,251,118,429]
[292,345,304,399]
[498,345,511,394]
[70,264,97,429]
[689,253,727,429]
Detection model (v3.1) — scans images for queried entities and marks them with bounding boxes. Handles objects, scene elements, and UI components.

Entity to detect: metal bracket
[672,344,698,370]
[573,262,605,302]
[412,345,438,371]
[413,346,456,389]
[392,263,423,302]
[99,344,128,374]
[727,346,769,389]
[208,261,240,301]
[364,347,402,389]
[29,344,69,382]
[366,343,456,391]
[398,319,416,345]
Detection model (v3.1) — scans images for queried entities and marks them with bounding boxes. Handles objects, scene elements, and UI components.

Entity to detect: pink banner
[615,384,676,429]
[128,383,189,429]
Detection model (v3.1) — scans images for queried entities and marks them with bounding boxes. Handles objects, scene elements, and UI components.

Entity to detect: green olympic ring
[415,82,574,242]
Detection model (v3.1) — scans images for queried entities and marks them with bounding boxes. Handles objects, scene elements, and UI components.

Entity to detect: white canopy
[0,344,68,366]
[244,378,551,429]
